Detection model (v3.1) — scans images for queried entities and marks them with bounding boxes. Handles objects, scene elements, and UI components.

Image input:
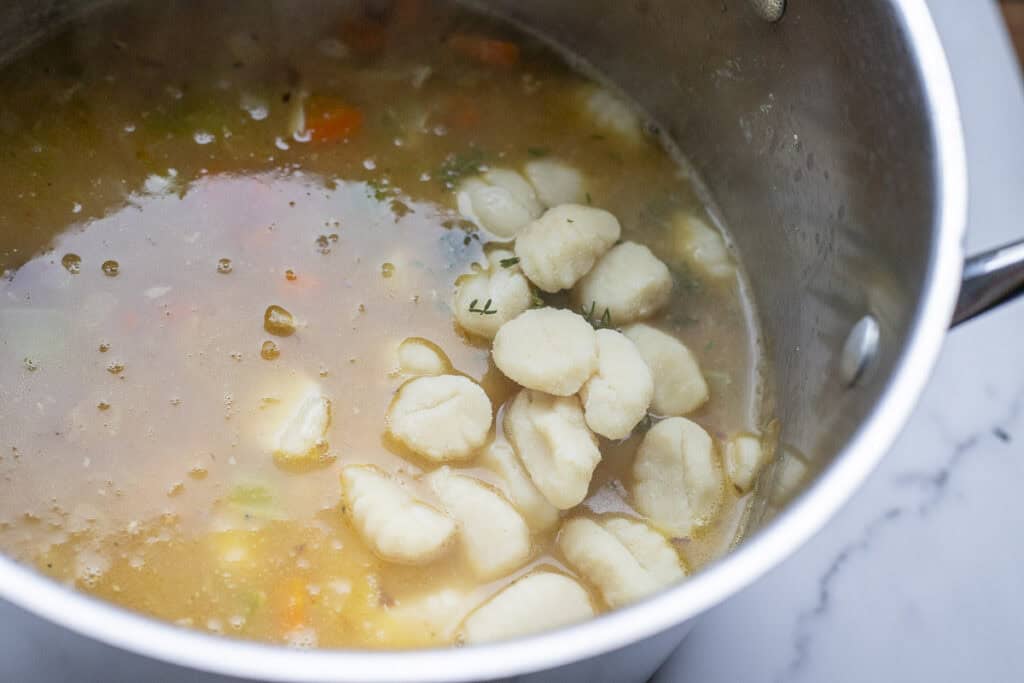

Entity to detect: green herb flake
[585,192,593,205]
[438,148,487,190]
[468,298,498,315]
[527,146,549,157]
[580,301,613,330]
[499,257,520,268]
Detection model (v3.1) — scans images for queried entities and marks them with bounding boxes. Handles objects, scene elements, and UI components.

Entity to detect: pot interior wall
[0,0,941,537]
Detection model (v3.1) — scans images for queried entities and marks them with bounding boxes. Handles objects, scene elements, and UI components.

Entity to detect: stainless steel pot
[0,1,1021,682]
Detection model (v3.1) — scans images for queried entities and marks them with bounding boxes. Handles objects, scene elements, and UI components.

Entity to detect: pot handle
[952,239,1024,326]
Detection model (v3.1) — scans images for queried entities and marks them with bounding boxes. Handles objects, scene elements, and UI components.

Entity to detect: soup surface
[0,0,766,649]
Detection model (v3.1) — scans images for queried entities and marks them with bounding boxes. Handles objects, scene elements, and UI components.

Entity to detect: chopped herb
[527,146,549,157]
[581,301,613,329]
[499,257,520,268]
[530,291,546,308]
[438,148,486,189]
[705,340,714,352]
[365,178,392,202]
[567,218,575,223]
[585,192,592,205]
[468,298,498,315]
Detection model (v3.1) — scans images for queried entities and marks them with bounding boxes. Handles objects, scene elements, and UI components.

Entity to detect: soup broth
[0,0,765,648]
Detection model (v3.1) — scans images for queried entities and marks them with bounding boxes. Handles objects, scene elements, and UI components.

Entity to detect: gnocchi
[427,468,531,580]
[558,516,684,609]
[274,391,331,463]
[523,159,587,208]
[672,212,735,279]
[492,307,597,396]
[453,249,532,339]
[575,242,673,325]
[623,323,709,416]
[479,440,560,531]
[723,433,767,493]
[395,337,451,377]
[514,204,621,293]
[386,588,478,642]
[578,86,644,145]
[386,375,492,462]
[459,571,594,644]
[632,417,723,537]
[504,388,601,510]
[341,465,456,564]
[579,329,653,439]
[456,168,542,238]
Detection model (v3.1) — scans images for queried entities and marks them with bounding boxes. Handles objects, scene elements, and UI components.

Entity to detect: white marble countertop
[3,1,1022,682]
[655,1,1024,681]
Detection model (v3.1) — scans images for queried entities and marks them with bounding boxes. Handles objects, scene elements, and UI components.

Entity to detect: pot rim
[0,1,966,680]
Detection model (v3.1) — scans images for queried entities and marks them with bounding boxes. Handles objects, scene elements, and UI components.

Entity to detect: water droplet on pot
[101,260,120,277]
[381,263,395,278]
[217,258,232,274]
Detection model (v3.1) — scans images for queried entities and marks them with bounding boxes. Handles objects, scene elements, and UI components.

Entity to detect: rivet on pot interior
[749,0,785,22]
[840,315,880,387]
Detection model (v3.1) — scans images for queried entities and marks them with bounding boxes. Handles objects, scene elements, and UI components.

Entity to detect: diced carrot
[341,17,388,55]
[305,97,364,143]
[444,94,482,130]
[276,576,309,632]
[391,0,424,28]
[447,34,520,67]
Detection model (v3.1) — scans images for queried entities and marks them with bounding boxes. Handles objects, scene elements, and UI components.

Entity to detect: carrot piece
[447,34,520,67]
[443,94,482,130]
[305,97,364,143]
[341,17,388,55]
[391,0,424,28]
[276,576,309,632]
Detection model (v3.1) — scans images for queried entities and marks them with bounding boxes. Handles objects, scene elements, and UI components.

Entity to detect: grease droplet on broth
[263,306,296,336]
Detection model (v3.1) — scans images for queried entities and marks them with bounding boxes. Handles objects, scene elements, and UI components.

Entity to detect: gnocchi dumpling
[386,587,478,642]
[632,417,723,537]
[386,375,492,462]
[395,337,451,377]
[623,323,708,416]
[723,433,767,493]
[514,204,621,293]
[672,212,735,279]
[558,516,685,609]
[479,440,560,531]
[769,449,810,506]
[578,86,645,145]
[456,168,542,239]
[492,307,597,396]
[341,465,456,564]
[575,242,672,325]
[274,391,331,462]
[459,571,594,644]
[579,329,653,439]
[427,467,531,580]
[523,158,587,208]
[453,249,532,339]
[504,388,601,510]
